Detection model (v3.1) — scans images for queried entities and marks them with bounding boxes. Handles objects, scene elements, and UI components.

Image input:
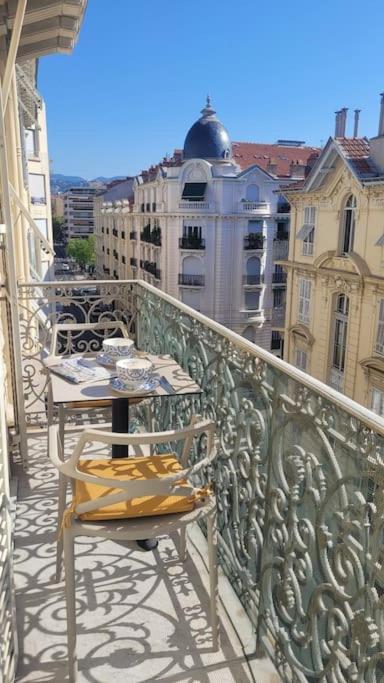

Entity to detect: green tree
[66,236,96,269]
[52,216,64,242]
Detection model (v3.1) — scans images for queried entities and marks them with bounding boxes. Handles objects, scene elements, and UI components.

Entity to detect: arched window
[242,325,256,342]
[340,195,356,254]
[246,184,260,202]
[245,256,261,285]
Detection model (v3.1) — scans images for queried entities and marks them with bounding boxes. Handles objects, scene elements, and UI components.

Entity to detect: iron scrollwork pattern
[16,280,384,681]
[17,281,137,422]
[135,286,384,683]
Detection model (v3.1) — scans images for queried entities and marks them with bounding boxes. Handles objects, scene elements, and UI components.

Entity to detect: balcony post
[0,75,28,465]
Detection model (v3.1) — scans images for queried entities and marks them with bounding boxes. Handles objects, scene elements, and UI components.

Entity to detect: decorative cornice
[288,324,315,346]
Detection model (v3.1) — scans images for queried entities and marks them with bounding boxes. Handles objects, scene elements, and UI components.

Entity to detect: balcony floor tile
[13,433,279,682]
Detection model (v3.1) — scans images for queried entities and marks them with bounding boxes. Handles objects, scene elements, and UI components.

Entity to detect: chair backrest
[49,418,216,516]
[50,321,129,357]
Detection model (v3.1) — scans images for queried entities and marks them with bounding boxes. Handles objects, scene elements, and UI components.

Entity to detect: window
[242,326,256,342]
[181,183,207,201]
[245,256,261,285]
[28,173,46,204]
[297,206,316,255]
[371,387,384,417]
[34,218,48,239]
[25,128,38,157]
[273,288,285,308]
[246,184,260,202]
[298,278,311,324]
[183,225,202,239]
[376,299,384,355]
[271,331,282,350]
[245,290,260,310]
[295,349,307,371]
[340,195,356,254]
[331,294,349,373]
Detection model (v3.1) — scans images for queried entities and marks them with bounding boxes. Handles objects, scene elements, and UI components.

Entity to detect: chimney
[340,108,348,137]
[353,109,361,138]
[369,93,384,173]
[378,93,384,136]
[334,110,342,137]
[289,159,306,179]
[267,157,278,175]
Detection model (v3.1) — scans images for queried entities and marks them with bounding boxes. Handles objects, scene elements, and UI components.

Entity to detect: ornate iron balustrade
[15,279,384,683]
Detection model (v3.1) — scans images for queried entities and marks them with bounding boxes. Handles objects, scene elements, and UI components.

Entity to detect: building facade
[281,98,384,414]
[95,99,318,353]
[64,186,97,240]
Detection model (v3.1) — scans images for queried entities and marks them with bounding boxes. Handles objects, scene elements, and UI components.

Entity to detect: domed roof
[183,97,232,161]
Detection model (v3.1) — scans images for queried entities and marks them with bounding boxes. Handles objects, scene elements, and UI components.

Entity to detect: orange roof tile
[231,141,320,177]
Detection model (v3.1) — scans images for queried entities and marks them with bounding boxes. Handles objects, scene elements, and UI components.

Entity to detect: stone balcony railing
[14,278,384,683]
[239,201,270,214]
[178,201,210,210]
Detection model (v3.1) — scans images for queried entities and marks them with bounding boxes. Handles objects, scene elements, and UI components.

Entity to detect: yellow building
[281,99,384,415]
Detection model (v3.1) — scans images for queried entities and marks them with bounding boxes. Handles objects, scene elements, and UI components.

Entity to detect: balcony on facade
[275,200,290,214]
[179,236,206,250]
[272,271,287,285]
[273,238,289,261]
[140,224,161,246]
[142,260,161,279]
[239,201,269,214]
[179,274,205,286]
[243,233,265,250]
[2,278,384,683]
[178,201,210,210]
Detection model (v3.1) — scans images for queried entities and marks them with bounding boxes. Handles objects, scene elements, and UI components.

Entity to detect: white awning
[296,224,314,240]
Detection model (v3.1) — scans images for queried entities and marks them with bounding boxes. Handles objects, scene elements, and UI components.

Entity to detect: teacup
[116,357,154,388]
[103,338,134,360]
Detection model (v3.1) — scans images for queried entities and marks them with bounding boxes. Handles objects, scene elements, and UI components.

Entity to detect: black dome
[183,97,232,161]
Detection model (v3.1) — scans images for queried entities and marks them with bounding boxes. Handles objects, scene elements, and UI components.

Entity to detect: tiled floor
[13,432,280,683]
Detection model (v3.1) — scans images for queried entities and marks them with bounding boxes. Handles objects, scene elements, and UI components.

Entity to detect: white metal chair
[48,418,219,682]
[47,321,131,453]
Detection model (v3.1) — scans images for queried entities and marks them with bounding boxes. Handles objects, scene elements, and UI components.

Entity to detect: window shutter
[376,300,384,354]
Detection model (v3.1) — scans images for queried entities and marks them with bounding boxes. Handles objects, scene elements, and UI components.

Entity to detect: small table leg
[112,398,129,458]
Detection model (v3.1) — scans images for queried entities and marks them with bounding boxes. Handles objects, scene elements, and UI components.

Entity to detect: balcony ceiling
[0,0,87,61]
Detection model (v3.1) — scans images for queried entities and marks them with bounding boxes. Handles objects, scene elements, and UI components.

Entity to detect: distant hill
[51,174,126,194]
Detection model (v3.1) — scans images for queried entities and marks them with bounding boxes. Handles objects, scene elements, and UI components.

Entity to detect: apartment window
[297,278,311,324]
[331,294,349,373]
[375,299,384,355]
[181,183,207,201]
[28,173,46,204]
[371,387,384,417]
[340,195,356,254]
[297,206,316,255]
[245,290,260,310]
[25,128,38,157]
[34,218,47,239]
[295,349,307,371]
[273,288,284,308]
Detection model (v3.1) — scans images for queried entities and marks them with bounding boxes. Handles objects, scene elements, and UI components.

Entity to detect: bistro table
[46,351,202,458]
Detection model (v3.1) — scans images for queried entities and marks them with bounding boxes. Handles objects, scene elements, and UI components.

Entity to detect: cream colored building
[281,99,384,415]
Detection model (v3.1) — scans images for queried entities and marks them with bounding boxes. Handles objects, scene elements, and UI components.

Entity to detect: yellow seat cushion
[74,454,196,521]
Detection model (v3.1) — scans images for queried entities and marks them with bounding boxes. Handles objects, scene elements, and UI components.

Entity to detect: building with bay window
[95,98,318,353]
[281,97,384,415]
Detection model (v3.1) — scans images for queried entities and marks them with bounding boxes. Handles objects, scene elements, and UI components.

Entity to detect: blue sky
[39,0,384,180]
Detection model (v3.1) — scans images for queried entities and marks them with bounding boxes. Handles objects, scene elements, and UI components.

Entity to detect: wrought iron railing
[15,279,384,683]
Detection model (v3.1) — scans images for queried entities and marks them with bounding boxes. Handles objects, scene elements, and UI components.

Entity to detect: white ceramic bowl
[116,357,154,387]
[103,338,134,359]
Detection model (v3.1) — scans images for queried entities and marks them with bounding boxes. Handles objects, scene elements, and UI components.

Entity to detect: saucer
[110,376,159,395]
[96,352,116,368]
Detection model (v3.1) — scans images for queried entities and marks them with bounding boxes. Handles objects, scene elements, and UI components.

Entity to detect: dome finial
[201,94,216,118]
